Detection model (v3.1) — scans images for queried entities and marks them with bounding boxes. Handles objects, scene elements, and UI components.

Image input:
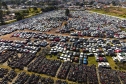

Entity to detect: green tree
[2,2,8,10]
[89,1,95,5]
[41,6,57,12]
[6,11,10,15]
[0,10,4,25]
[64,23,67,28]
[0,1,8,25]
[76,2,80,6]
[65,9,70,16]
[80,3,84,6]
[16,14,24,21]
[112,1,116,6]
[15,12,24,21]
[33,7,37,10]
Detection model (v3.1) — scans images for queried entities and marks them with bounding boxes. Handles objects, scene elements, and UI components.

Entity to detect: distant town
[0,0,126,26]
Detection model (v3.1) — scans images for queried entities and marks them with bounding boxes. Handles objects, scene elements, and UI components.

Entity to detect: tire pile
[99,68,121,84]
[8,53,36,70]
[55,80,68,84]
[14,72,54,84]
[57,62,71,79]
[1,70,17,84]
[14,72,39,84]
[67,64,98,83]
[0,51,15,63]
[118,71,126,84]
[28,57,61,77]
[0,68,8,78]
[67,64,87,83]
[87,65,98,84]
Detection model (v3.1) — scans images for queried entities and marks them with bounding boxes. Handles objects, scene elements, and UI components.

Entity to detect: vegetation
[0,5,58,26]
[90,7,126,18]
[41,6,57,12]
[89,1,95,5]
[112,1,117,6]
[15,12,24,21]
[105,56,118,70]
[87,57,98,67]
[117,62,126,71]
[64,23,67,28]
[65,9,70,16]
[0,10,4,25]
[119,27,126,31]
[0,1,8,25]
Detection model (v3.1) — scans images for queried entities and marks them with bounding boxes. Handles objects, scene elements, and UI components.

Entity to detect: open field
[88,57,98,67]
[89,7,126,18]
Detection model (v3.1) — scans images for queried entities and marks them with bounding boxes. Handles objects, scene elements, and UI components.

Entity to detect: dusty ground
[110,9,124,14]
[0,29,126,42]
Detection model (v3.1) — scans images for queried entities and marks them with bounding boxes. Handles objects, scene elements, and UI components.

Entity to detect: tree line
[0,1,8,25]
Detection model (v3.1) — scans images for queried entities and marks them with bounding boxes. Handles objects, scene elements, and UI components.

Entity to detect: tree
[15,12,24,21]
[33,7,37,11]
[0,10,4,25]
[76,2,80,6]
[89,1,95,5]
[6,11,11,15]
[64,23,67,28]
[65,9,69,16]
[16,14,24,21]
[80,3,84,6]
[2,2,8,10]
[112,1,116,6]
[41,6,57,12]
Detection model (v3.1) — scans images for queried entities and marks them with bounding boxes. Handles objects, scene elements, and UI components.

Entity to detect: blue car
[84,58,87,61]
[83,60,88,64]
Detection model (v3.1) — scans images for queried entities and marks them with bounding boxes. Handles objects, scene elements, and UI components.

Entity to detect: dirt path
[11,74,18,83]
[55,62,63,77]
[96,67,101,84]
[117,73,123,84]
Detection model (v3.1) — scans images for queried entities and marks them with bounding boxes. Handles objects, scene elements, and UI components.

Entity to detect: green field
[88,56,98,67]
[89,7,126,18]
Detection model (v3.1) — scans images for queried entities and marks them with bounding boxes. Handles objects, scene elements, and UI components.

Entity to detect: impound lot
[0,10,126,84]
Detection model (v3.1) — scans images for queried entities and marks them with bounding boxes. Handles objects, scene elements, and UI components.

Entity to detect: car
[83,60,87,64]
[74,57,79,62]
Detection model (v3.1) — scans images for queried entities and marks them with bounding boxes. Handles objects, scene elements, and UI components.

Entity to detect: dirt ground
[0,29,126,42]
[110,9,124,14]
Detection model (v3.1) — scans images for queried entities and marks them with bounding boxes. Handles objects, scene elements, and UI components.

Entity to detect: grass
[105,56,118,70]
[105,56,126,71]
[87,56,98,67]
[89,7,126,19]
[46,55,58,60]
[5,19,17,24]
[119,27,126,31]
